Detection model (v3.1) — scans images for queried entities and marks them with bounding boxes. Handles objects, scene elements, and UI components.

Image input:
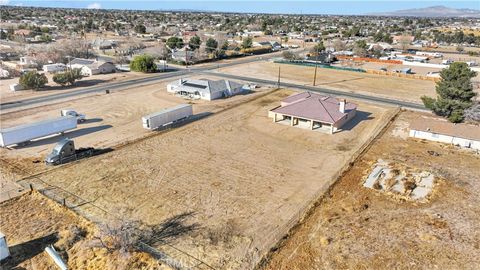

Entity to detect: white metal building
[409,116,480,150]
[167,78,247,100]
[43,63,67,73]
[70,58,116,76]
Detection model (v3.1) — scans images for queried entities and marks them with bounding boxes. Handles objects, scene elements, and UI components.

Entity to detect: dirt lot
[0,191,166,269]
[217,61,437,104]
[0,75,271,160]
[0,71,153,104]
[264,110,480,269]
[5,89,396,269]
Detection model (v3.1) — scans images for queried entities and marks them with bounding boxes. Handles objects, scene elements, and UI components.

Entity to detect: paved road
[0,52,286,112]
[201,70,427,110]
[0,70,190,111]
[1,49,426,112]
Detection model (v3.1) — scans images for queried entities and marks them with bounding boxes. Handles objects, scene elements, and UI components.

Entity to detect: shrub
[129,54,157,73]
[53,68,83,86]
[19,71,48,90]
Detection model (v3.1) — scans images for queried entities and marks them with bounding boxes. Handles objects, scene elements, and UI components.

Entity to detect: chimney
[339,99,346,113]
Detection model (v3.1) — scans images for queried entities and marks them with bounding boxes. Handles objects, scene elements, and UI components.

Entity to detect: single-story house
[171,49,196,63]
[253,41,273,48]
[18,56,38,69]
[268,91,357,134]
[167,78,247,100]
[70,58,116,76]
[409,116,480,150]
[392,35,415,45]
[91,39,117,50]
[269,41,282,51]
[43,63,66,73]
[306,52,336,64]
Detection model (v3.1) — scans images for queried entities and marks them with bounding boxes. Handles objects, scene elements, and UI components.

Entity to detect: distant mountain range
[371,5,480,18]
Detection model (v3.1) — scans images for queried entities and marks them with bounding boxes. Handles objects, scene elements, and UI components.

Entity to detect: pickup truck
[61,109,86,123]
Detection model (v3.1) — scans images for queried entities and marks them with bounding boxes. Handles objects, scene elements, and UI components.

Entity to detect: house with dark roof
[167,78,247,100]
[268,91,357,134]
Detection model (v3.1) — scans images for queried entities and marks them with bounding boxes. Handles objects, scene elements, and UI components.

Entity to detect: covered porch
[271,112,334,134]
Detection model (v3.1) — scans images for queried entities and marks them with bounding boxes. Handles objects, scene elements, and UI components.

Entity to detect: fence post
[29,184,33,191]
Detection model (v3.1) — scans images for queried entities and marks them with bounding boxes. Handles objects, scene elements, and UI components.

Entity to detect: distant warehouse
[167,78,248,100]
[409,116,480,150]
[269,91,357,134]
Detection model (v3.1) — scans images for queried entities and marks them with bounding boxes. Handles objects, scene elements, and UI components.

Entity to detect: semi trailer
[142,104,193,130]
[0,116,77,147]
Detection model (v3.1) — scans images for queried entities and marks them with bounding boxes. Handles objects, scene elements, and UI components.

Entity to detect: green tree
[188,35,201,50]
[353,40,368,57]
[311,41,325,53]
[40,33,52,43]
[135,24,146,34]
[205,38,218,53]
[218,41,229,57]
[242,37,253,49]
[421,62,477,123]
[129,54,157,73]
[53,68,83,86]
[19,71,48,90]
[166,37,184,50]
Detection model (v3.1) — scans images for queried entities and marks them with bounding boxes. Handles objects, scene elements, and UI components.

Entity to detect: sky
[2,0,479,15]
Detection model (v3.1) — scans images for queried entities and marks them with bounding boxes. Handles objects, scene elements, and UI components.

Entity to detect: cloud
[0,0,10,5]
[87,2,101,9]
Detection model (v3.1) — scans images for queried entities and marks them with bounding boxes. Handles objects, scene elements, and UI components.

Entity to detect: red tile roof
[271,92,357,124]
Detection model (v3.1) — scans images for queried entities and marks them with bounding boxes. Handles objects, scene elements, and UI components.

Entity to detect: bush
[282,50,300,60]
[53,68,83,86]
[19,71,48,90]
[53,72,69,86]
[129,54,157,73]
[448,109,465,123]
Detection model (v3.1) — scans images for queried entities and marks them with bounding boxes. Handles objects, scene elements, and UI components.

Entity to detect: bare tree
[93,219,151,256]
[399,35,412,52]
[464,103,480,123]
[332,38,346,52]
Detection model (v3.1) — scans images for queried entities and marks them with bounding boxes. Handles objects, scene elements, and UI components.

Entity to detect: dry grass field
[0,192,166,269]
[217,61,437,104]
[264,111,480,269]
[9,89,396,269]
[0,71,152,104]
[0,75,271,160]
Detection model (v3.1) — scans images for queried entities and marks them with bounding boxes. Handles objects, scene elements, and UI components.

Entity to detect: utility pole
[185,47,188,69]
[67,55,72,71]
[313,47,319,86]
[277,66,281,88]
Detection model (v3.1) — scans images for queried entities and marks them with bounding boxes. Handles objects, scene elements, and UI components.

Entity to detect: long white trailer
[0,116,77,147]
[142,104,193,130]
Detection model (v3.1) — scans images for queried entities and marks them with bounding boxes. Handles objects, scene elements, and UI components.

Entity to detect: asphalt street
[0,51,426,112]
